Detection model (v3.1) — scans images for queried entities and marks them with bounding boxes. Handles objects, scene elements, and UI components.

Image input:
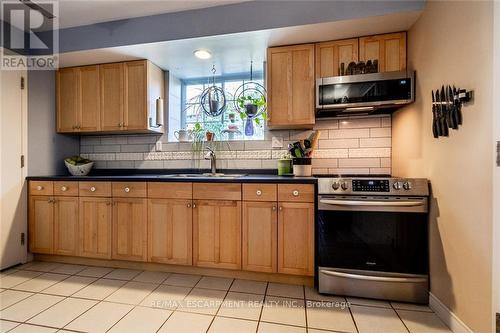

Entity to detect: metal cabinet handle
[61,186,67,192]
[124,187,130,193]
[36,186,43,191]
[292,190,299,196]
[278,206,283,211]
[272,206,277,211]
[256,190,262,196]
[187,203,192,208]
[192,203,196,208]
[90,186,96,192]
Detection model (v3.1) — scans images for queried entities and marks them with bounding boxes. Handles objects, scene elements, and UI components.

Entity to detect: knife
[437,89,449,136]
[431,90,439,138]
[453,85,463,125]
[441,86,450,130]
[448,85,458,129]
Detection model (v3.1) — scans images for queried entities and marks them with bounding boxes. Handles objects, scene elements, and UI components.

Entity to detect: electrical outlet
[155,141,162,152]
[271,136,284,148]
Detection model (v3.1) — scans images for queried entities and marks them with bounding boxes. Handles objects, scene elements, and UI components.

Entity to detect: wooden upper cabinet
[79,197,112,259]
[359,32,407,72]
[29,196,54,254]
[53,196,79,256]
[193,200,242,270]
[278,202,314,276]
[112,197,148,262]
[57,68,79,132]
[78,66,100,132]
[57,60,164,134]
[267,44,315,129]
[315,38,359,78]
[100,62,124,131]
[148,198,193,265]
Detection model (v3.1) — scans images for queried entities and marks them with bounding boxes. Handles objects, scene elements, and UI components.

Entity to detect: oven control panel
[352,179,390,192]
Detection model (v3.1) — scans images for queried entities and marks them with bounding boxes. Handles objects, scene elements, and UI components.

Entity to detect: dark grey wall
[55,0,425,53]
[28,71,79,175]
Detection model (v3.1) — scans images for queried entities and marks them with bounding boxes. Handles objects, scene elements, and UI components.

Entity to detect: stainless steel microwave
[316,70,415,116]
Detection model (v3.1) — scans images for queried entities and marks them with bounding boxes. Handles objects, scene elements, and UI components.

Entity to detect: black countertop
[26,169,317,184]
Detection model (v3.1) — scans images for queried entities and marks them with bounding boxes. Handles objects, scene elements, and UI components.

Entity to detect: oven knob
[332,182,340,190]
[403,181,412,190]
[341,181,348,191]
[393,181,403,190]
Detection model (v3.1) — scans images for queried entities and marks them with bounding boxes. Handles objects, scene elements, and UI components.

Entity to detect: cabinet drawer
[278,184,314,202]
[79,182,111,197]
[193,183,241,201]
[53,181,79,196]
[112,182,147,198]
[30,181,53,196]
[148,182,192,199]
[243,184,277,202]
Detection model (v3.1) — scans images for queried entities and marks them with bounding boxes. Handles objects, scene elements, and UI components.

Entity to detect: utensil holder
[292,158,312,177]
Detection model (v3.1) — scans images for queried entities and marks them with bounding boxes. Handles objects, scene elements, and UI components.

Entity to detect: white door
[0,62,28,269]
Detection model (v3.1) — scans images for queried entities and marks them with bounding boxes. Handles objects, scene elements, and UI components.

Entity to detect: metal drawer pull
[36,186,43,191]
[320,199,424,207]
[256,190,262,196]
[292,190,299,196]
[124,187,130,193]
[61,186,67,192]
[320,269,428,283]
[90,186,96,192]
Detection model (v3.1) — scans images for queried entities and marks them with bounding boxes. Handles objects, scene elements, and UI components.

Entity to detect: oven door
[317,196,429,275]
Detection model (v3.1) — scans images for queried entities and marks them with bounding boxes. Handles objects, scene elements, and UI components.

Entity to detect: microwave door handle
[319,199,424,207]
[320,269,428,283]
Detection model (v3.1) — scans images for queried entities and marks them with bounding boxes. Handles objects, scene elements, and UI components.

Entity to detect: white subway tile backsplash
[79,116,392,174]
[329,128,370,139]
[318,138,359,149]
[359,138,392,148]
[349,148,391,158]
[370,127,392,138]
[312,168,328,175]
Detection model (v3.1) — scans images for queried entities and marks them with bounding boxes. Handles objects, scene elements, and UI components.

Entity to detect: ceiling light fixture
[194,49,212,60]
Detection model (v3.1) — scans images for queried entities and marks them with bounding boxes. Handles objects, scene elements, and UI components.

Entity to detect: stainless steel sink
[158,173,246,179]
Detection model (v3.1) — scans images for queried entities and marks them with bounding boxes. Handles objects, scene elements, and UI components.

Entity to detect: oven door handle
[320,269,428,283]
[319,199,424,207]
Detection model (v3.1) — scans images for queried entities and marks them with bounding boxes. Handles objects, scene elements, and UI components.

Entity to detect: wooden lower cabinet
[53,197,79,256]
[29,196,54,254]
[193,200,241,270]
[112,198,148,262]
[278,202,315,276]
[79,197,112,259]
[148,198,193,265]
[242,201,277,273]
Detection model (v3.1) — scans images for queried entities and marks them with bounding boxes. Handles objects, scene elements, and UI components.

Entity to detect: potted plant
[237,95,266,116]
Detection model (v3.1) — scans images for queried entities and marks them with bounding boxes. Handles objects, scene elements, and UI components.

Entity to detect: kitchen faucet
[205,147,217,175]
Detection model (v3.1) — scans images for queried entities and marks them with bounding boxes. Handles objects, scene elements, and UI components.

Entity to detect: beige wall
[392,1,493,332]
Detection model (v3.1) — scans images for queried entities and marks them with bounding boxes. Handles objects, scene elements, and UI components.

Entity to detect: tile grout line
[204,276,236,333]
[390,302,411,333]
[254,280,269,333]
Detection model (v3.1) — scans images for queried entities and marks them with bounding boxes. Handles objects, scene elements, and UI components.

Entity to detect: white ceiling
[59,10,421,79]
[57,0,251,30]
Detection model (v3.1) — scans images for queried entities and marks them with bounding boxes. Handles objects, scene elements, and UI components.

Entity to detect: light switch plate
[271,136,284,148]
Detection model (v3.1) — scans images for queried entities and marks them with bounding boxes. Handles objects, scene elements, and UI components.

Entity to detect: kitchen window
[181,72,265,141]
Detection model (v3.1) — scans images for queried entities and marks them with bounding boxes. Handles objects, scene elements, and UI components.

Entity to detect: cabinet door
[53,197,79,256]
[57,68,79,132]
[100,63,124,131]
[242,201,277,273]
[79,197,112,259]
[124,60,147,130]
[29,196,54,254]
[193,200,241,270]
[315,38,358,78]
[267,44,315,128]
[112,198,148,261]
[278,202,314,276]
[78,66,100,132]
[148,198,193,265]
[359,32,407,72]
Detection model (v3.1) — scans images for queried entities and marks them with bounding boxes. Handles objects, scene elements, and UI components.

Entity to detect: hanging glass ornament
[200,65,227,117]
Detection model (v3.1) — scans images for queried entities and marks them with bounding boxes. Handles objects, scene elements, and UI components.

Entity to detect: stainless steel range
[316,177,430,304]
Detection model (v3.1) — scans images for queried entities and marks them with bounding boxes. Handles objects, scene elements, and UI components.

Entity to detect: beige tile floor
[0,261,453,333]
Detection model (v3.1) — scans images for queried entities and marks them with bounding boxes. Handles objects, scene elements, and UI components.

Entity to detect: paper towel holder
[149,97,164,128]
